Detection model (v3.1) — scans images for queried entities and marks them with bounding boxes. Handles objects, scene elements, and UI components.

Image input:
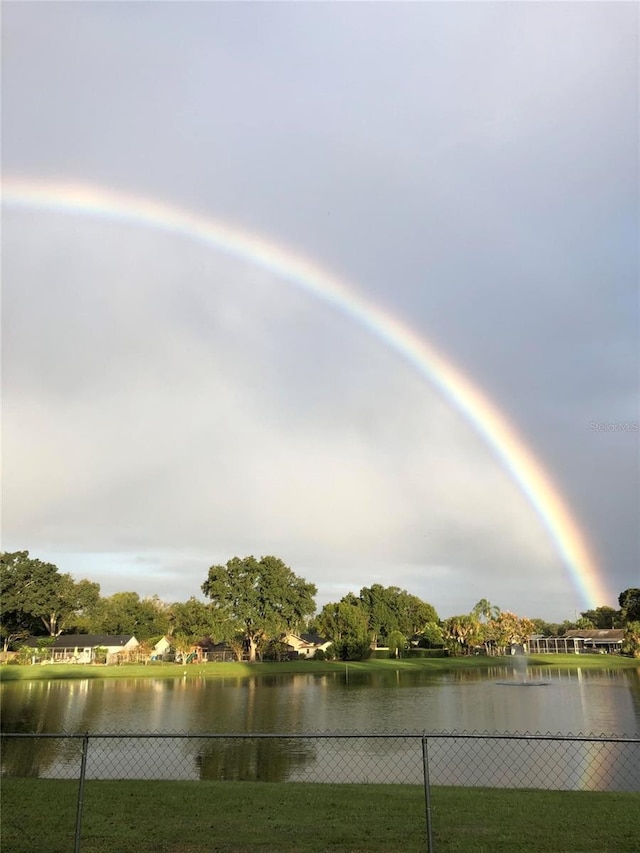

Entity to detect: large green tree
[0,551,100,647]
[358,584,395,647]
[1,552,41,649]
[201,556,317,662]
[168,597,222,643]
[619,589,640,624]
[89,592,169,640]
[42,575,101,636]
[316,597,370,660]
[392,589,438,637]
[358,584,438,647]
[579,606,621,629]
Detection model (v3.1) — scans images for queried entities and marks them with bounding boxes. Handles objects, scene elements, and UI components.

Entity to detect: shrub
[332,639,372,661]
[387,631,407,659]
[15,646,35,665]
[405,648,449,658]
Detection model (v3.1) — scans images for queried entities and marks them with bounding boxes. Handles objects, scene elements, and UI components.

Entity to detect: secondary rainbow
[2,177,609,608]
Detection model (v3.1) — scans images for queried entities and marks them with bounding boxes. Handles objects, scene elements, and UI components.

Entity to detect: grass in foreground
[1,654,637,683]
[1,779,638,853]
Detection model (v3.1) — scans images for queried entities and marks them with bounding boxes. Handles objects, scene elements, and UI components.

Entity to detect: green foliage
[489,611,536,653]
[15,645,35,664]
[93,646,108,664]
[619,588,640,624]
[0,551,101,647]
[472,599,501,621]
[15,636,54,664]
[416,621,445,648]
[387,630,406,658]
[441,610,535,656]
[89,592,170,640]
[1,653,636,683]
[168,597,221,642]
[358,584,438,647]
[441,614,481,655]
[334,637,372,661]
[579,606,621,628]
[201,556,317,662]
[6,549,637,661]
[172,633,195,663]
[260,639,294,661]
[316,598,370,660]
[531,618,563,637]
[63,578,102,633]
[404,648,449,658]
[622,621,640,657]
[312,648,327,661]
[1,551,59,646]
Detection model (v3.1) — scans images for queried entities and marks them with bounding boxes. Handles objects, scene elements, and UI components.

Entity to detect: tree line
[2,550,639,659]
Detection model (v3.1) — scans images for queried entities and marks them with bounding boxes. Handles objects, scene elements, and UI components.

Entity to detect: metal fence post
[421,734,434,853]
[74,732,90,853]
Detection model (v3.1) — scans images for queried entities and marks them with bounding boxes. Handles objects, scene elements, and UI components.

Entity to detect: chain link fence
[2,730,639,852]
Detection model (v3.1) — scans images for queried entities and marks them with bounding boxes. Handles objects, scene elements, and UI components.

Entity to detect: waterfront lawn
[1,654,637,683]
[1,779,638,853]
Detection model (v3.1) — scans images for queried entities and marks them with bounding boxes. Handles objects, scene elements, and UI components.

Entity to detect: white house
[282,632,332,658]
[152,636,173,658]
[24,634,139,664]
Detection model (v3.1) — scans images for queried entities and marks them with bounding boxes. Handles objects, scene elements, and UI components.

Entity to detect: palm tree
[442,615,481,655]
[472,599,500,622]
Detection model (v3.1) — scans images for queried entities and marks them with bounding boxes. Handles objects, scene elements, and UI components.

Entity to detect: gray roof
[563,629,624,641]
[299,632,329,645]
[23,634,137,649]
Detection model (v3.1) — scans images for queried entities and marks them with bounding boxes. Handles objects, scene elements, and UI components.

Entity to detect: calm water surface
[2,665,639,789]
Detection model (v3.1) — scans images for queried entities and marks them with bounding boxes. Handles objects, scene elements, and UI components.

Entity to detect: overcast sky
[2,2,638,622]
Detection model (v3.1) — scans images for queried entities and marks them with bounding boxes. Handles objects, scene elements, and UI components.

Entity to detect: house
[282,632,332,659]
[23,634,139,664]
[527,629,625,655]
[527,634,583,654]
[152,636,173,659]
[563,629,625,654]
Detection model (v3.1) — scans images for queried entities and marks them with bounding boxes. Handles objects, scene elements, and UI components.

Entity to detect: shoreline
[1,653,638,682]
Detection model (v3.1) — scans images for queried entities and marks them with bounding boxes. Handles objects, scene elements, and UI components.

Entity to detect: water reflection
[3,668,639,737]
[2,667,638,787]
[195,736,315,782]
[0,679,99,777]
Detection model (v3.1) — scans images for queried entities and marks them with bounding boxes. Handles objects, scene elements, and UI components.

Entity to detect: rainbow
[1,177,609,608]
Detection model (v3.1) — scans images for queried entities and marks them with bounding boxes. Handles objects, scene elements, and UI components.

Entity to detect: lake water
[2,665,639,790]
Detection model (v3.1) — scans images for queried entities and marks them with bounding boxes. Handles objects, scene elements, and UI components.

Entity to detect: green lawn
[1,654,637,683]
[1,779,638,853]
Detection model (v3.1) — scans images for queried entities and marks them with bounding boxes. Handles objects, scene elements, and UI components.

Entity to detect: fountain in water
[496,647,550,686]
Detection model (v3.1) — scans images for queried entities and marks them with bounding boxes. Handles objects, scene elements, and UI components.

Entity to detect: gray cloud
[2,2,637,620]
